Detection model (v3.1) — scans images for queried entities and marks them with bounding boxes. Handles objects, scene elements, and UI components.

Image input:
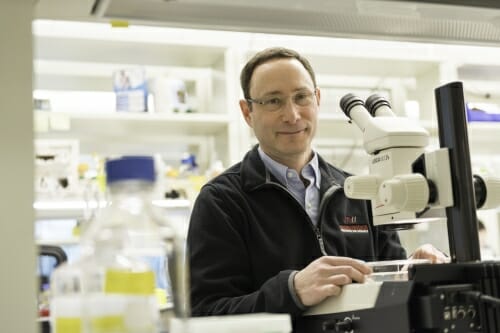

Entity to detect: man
[187,47,445,319]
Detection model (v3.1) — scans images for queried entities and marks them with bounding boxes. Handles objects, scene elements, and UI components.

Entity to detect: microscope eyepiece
[365,94,391,116]
[340,94,365,119]
[366,94,390,112]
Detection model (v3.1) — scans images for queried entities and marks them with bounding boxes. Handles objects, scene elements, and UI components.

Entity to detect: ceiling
[34,0,500,45]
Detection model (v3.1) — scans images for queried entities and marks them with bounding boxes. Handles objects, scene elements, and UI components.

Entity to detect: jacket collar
[240,145,271,191]
[240,145,348,195]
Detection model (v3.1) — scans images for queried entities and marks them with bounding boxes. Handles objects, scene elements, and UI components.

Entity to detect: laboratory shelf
[35,111,231,155]
[34,198,191,220]
[36,111,230,136]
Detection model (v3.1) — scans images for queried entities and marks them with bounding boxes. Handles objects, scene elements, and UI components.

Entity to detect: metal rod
[434,81,481,262]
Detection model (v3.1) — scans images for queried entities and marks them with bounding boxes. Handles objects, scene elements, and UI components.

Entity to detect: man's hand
[410,243,449,263]
[293,256,372,307]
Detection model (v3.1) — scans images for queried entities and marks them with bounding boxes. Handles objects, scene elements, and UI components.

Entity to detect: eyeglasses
[246,89,317,112]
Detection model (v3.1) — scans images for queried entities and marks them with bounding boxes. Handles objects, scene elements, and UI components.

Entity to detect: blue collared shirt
[258,147,321,225]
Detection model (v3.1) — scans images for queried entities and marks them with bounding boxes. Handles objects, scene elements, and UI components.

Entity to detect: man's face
[240,58,320,163]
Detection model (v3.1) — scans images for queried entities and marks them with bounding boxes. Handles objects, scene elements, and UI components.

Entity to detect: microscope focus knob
[379,174,429,212]
[344,175,379,200]
[479,175,500,209]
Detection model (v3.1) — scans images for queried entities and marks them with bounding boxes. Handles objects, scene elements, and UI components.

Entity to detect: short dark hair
[240,47,317,100]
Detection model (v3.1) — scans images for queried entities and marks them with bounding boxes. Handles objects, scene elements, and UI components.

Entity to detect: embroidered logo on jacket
[340,215,368,233]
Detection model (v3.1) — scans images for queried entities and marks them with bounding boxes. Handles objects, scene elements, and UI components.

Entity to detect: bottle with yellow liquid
[51,156,167,333]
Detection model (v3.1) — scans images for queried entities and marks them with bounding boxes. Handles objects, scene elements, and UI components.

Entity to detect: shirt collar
[258,146,321,189]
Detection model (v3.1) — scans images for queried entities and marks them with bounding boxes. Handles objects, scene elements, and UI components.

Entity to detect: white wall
[0,1,37,332]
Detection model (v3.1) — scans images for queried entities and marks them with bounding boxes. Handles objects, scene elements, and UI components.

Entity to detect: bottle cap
[181,153,198,169]
[106,156,155,184]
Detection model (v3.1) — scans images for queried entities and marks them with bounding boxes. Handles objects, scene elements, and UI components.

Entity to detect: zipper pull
[315,228,327,256]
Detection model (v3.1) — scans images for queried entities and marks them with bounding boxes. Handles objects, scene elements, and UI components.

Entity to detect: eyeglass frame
[245,88,318,112]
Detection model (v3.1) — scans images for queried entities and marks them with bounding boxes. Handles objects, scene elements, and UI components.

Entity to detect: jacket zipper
[316,184,343,256]
[259,180,340,257]
[314,227,327,256]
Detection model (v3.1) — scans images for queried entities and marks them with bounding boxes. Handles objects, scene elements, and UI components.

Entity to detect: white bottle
[50,260,88,333]
[88,156,165,333]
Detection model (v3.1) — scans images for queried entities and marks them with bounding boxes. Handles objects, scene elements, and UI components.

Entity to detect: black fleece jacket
[187,145,406,318]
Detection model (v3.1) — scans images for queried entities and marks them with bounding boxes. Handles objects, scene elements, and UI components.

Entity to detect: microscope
[296,82,500,333]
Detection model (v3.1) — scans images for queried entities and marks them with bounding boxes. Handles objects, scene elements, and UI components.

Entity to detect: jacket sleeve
[187,183,304,317]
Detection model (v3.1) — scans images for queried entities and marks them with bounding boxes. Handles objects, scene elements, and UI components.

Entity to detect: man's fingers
[294,256,375,307]
[323,284,342,297]
[411,244,449,264]
[327,266,366,283]
[328,274,352,286]
[320,256,372,275]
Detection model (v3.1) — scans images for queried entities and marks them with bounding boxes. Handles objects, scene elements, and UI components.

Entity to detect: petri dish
[365,259,431,282]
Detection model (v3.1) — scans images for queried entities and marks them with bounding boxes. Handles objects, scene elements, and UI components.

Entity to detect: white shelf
[34,198,191,220]
[35,111,230,149]
[468,122,500,136]
[33,19,235,165]
[468,122,500,154]
[36,238,79,246]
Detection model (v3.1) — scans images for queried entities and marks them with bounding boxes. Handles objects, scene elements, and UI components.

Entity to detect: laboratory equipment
[297,82,500,333]
[51,156,167,333]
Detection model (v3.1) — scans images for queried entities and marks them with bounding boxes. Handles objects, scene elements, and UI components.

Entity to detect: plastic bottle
[51,156,168,333]
[50,260,87,333]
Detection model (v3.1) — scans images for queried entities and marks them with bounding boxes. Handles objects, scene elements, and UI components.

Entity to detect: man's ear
[315,87,321,107]
[239,99,253,127]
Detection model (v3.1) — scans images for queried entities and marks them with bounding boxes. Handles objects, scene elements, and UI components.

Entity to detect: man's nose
[281,98,301,122]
